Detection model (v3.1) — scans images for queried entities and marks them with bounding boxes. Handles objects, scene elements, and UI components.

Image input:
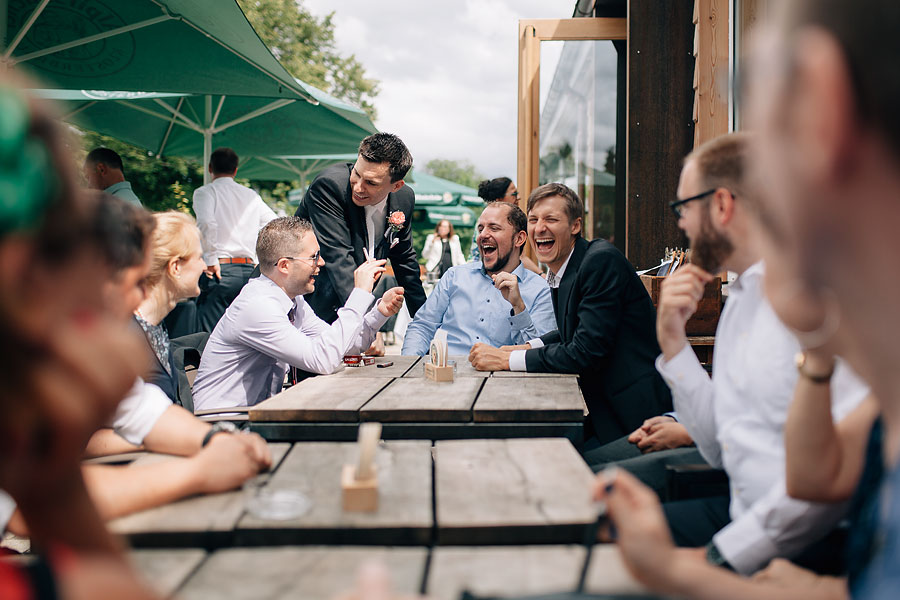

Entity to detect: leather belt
[218,257,254,265]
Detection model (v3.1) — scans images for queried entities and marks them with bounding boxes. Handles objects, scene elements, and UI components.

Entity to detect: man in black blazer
[470,183,671,444]
[296,133,426,328]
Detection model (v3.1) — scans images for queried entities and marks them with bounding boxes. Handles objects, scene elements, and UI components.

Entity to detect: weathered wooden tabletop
[115,438,606,549]
[434,438,599,544]
[130,545,653,599]
[249,356,585,443]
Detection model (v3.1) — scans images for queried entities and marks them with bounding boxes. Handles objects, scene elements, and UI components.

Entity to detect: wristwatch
[201,421,239,447]
[794,352,835,384]
[705,541,734,571]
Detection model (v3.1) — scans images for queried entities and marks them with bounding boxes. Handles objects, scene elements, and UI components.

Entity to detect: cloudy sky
[303,0,577,181]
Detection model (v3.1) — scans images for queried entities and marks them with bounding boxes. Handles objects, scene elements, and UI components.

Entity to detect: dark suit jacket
[295,163,426,323]
[524,237,672,443]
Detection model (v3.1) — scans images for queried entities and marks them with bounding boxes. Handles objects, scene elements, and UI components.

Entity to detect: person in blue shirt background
[402,201,555,356]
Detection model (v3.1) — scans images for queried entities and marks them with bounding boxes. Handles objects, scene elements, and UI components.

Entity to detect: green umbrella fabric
[407,170,480,206]
[237,154,357,182]
[35,88,376,182]
[4,0,312,101]
[38,87,375,160]
[415,204,477,228]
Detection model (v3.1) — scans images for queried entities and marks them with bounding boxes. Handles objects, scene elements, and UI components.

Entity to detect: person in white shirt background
[192,216,404,411]
[422,219,465,278]
[192,146,277,333]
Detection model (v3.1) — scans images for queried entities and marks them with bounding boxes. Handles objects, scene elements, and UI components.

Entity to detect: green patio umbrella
[227,154,357,183]
[36,85,376,184]
[407,170,481,206]
[3,0,313,101]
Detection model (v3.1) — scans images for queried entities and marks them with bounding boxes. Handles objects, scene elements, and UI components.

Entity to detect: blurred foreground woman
[0,82,157,598]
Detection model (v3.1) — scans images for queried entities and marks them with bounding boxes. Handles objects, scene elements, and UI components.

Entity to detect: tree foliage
[238,0,380,120]
[423,159,485,189]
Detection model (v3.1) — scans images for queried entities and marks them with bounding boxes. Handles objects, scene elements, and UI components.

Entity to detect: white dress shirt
[657,261,868,574]
[109,378,173,446]
[508,244,575,371]
[364,200,388,257]
[193,176,277,265]
[192,274,388,410]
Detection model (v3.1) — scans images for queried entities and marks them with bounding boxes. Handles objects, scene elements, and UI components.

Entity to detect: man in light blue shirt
[83,147,142,207]
[402,202,555,356]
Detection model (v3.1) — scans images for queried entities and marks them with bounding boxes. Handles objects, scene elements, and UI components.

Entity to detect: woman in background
[472,177,541,274]
[135,211,207,401]
[422,219,464,278]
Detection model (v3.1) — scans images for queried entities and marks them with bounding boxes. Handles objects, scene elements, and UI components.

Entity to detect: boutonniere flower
[387,210,406,233]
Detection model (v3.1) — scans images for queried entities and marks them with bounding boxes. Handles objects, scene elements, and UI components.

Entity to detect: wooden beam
[693,0,730,145]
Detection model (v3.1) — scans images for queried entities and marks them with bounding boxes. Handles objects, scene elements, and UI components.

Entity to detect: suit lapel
[557,237,587,339]
[345,164,367,263]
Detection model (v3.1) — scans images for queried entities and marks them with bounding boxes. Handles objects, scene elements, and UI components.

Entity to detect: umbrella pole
[202,95,212,186]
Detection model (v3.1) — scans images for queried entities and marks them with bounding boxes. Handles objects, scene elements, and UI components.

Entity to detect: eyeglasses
[275,250,320,266]
[669,188,717,219]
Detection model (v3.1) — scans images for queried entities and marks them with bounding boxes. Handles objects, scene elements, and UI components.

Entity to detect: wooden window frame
[517,18,627,212]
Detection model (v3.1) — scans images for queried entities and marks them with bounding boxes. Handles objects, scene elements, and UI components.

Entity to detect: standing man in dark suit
[470,183,671,444]
[296,133,426,348]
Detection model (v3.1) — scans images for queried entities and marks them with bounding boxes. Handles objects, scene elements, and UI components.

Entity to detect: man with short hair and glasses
[192,217,405,411]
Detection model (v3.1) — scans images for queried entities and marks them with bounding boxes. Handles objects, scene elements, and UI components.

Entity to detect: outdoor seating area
[3,1,900,600]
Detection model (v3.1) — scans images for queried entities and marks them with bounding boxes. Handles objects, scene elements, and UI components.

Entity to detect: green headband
[0,87,55,237]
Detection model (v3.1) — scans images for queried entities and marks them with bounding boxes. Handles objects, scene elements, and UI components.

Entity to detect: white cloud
[302,0,575,181]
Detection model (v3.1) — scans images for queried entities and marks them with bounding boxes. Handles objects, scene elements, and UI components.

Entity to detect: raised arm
[784,352,878,502]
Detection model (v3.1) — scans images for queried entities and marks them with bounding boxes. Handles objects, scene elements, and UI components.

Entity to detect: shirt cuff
[110,380,173,446]
[527,337,544,349]
[655,345,707,389]
[664,411,679,421]
[203,251,218,266]
[345,287,376,314]
[365,300,391,330]
[508,309,534,332]
[712,512,780,575]
[509,349,528,371]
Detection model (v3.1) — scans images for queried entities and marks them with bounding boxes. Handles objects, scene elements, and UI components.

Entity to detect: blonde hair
[144,211,199,290]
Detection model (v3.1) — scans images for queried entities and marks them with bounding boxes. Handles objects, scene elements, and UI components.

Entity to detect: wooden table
[130,545,654,599]
[113,438,599,549]
[249,356,586,445]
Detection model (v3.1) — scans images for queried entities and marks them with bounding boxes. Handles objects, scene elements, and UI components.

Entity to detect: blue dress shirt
[401,261,556,356]
[104,181,142,207]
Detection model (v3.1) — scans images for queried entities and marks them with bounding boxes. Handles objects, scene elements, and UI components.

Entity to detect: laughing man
[192,216,404,410]
[469,183,671,444]
[401,202,555,356]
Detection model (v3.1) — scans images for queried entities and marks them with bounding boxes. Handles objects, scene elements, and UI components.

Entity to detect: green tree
[238,0,380,120]
[424,159,485,188]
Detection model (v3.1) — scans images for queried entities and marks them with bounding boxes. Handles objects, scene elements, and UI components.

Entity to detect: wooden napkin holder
[424,361,454,382]
[341,464,378,512]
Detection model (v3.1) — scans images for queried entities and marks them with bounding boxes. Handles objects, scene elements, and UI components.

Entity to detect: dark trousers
[663,494,732,547]
[584,436,706,497]
[196,263,256,332]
